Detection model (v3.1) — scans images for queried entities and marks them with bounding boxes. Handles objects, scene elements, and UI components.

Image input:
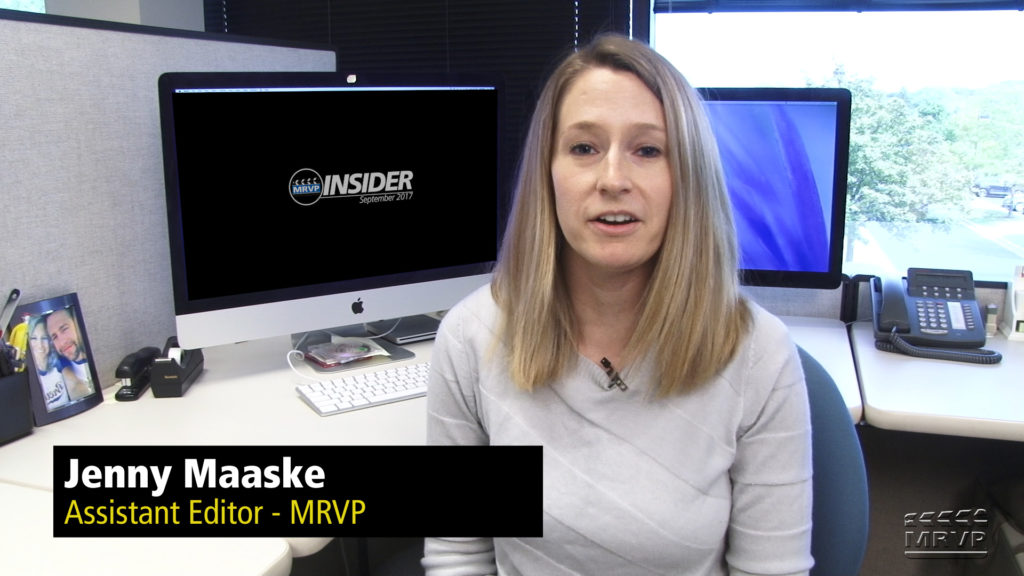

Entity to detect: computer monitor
[158,72,500,350]
[699,87,851,289]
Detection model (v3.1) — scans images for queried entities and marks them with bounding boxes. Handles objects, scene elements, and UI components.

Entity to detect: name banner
[54,445,542,538]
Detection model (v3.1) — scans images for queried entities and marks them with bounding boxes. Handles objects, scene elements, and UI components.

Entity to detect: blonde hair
[492,34,750,396]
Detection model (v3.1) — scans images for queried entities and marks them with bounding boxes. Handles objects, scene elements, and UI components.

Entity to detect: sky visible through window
[654,10,1024,283]
[655,12,1022,92]
[0,0,44,13]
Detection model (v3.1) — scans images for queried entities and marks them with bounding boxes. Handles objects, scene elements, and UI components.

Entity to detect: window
[652,9,1024,282]
[0,0,43,12]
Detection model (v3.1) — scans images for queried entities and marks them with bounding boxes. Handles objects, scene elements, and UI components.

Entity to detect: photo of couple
[26,305,95,413]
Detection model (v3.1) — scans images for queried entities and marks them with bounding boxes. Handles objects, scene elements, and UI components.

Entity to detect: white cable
[285,349,321,381]
[286,317,404,380]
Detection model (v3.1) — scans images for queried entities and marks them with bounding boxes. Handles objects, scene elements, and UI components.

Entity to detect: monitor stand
[365,314,440,344]
[290,315,439,374]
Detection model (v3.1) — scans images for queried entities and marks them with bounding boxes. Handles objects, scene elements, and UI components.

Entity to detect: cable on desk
[286,317,405,377]
[288,318,404,376]
[286,350,322,381]
[876,328,1003,365]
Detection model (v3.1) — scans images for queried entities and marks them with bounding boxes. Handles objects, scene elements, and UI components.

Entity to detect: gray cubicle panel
[741,284,844,320]
[0,13,336,386]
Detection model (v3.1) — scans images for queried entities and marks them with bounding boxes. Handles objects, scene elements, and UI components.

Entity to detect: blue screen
[700,89,849,288]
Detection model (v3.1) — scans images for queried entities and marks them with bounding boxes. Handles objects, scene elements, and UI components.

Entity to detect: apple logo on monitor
[351,298,364,314]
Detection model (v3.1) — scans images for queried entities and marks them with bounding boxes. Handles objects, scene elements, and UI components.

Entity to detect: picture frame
[9,293,102,425]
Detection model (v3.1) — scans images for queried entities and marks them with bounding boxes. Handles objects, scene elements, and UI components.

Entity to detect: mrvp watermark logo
[904,508,988,559]
[289,168,414,207]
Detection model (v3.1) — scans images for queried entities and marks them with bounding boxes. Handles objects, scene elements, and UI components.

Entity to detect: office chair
[361,537,423,576]
[798,346,870,576]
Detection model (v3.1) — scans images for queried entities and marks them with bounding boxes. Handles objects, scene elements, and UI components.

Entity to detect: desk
[781,316,863,423]
[851,321,1024,442]
[0,336,432,574]
[0,336,431,491]
[0,322,856,488]
[0,319,858,574]
[0,482,292,576]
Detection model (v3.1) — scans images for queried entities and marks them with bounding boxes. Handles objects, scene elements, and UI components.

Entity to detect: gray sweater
[423,286,813,576]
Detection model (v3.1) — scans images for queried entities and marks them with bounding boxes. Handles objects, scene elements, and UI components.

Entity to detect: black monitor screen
[160,73,499,315]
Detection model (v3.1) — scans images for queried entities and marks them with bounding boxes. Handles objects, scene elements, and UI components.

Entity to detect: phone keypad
[915,299,977,334]
[916,300,949,332]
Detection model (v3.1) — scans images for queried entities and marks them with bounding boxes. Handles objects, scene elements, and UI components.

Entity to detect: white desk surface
[0,482,292,576]
[0,336,431,568]
[851,321,1024,442]
[0,336,431,491]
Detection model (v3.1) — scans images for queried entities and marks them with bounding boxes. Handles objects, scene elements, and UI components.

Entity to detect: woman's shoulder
[445,283,497,318]
[722,300,800,387]
[744,299,791,343]
[437,284,501,340]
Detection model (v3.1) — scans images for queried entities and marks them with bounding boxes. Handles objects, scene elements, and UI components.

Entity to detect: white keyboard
[296,361,430,416]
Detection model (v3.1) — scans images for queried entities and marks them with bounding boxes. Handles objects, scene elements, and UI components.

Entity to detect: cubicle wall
[0,10,856,389]
[0,12,336,385]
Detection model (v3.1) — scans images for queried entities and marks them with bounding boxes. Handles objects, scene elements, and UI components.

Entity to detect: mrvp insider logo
[289,168,414,207]
[289,168,324,206]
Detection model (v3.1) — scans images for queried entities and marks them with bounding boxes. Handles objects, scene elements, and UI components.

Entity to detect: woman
[27,316,71,411]
[424,34,813,575]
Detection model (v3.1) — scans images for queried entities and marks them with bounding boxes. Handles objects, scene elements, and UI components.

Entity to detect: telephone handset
[871,268,1002,364]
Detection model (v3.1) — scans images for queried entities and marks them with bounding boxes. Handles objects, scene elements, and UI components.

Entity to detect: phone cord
[876,330,1003,365]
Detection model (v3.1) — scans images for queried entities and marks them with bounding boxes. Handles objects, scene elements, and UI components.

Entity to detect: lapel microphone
[599,357,628,391]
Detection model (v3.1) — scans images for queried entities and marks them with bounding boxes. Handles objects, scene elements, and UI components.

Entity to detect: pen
[0,288,20,339]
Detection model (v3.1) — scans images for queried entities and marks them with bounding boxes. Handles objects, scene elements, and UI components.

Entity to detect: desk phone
[871,268,1001,364]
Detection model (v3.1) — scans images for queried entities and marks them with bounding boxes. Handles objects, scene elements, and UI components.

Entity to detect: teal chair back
[798,346,869,576]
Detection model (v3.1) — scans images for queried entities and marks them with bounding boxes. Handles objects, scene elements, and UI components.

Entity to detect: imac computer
[700,87,851,289]
[158,72,500,351]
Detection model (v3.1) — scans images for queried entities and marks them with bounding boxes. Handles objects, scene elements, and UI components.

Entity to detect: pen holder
[1001,264,1024,341]
[0,371,33,445]
[150,348,204,398]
